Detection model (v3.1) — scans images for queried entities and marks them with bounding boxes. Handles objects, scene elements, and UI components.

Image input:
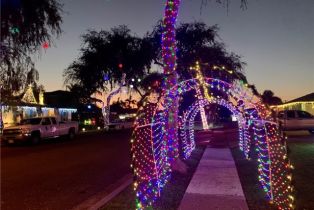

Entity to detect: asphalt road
[1,130,132,210]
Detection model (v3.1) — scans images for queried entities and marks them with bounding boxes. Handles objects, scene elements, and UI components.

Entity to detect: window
[41,118,51,125]
[50,118,57,125]
[297,111,313,119]
[286,111,295,119]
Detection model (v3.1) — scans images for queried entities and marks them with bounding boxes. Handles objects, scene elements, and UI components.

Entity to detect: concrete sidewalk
[179,147,249,210]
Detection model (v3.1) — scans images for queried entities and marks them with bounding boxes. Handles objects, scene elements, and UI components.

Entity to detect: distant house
[272,92,314,115]
[1,89,77,128]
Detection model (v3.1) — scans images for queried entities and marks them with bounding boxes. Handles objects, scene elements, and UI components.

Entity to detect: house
[272,92,314,115]
[0,88,77,129]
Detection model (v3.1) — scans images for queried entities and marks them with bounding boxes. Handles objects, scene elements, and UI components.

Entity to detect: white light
[137,78,141,82]
[130,85,134,88]
[119,115,126,119]
[82,128,86,132]
[97,126,101,130]
[131,78,135,82]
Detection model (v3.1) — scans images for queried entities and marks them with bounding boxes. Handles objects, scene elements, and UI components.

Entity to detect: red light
[118,63,123,69]
[42,41,49,49]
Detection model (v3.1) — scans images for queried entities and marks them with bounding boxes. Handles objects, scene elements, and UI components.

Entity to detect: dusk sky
[33,0,314,101]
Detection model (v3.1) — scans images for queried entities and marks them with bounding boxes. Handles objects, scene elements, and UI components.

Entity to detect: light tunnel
[131,77,293,209]
[130,0,293,208]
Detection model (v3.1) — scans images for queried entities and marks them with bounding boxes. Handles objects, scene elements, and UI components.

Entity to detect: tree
[148,21,246,83]
[261,90,283,106]
[64,22,248,104]
[1,0,63,95]
[63,25,155,101]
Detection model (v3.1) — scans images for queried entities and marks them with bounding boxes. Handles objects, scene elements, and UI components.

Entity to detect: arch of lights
[131,77,293,209]
[180,98,247,160]
[130,1,293,209]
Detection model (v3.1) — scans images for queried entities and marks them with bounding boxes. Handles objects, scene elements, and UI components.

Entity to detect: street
[1,130,132,210]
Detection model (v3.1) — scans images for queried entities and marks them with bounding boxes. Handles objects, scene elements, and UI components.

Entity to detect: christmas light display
[130,0,293,209]
[195,86,209,130]
[131,100,172,208]
[180,100,206,159]
[21,85,38,104]
[190,62,209,130]
[162,0,181,163]
[132,77,293,210]
[102,73,127,127]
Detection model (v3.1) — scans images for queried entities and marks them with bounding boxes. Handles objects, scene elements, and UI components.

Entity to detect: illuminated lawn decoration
[132,77,294,209]
[130,0,293,209]
[162,0,181,164]
[134,78,292,209]
[131,100,171,208]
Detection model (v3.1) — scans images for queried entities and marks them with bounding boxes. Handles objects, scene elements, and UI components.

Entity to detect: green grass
[102,134,314,210]
[101,146,205,210]
[288,139,314,209]
[231,134,314,210]
[231,147,275,210]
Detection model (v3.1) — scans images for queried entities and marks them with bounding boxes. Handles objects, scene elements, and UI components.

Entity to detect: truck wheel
[309,129,314,134]
[68,128,75,140]
[31,133,40,145]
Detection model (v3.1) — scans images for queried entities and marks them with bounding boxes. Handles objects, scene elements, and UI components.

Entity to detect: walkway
[179,146,249,210]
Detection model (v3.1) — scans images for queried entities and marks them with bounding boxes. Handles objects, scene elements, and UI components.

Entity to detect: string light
[130,0,293,209]
[42,41,49,49]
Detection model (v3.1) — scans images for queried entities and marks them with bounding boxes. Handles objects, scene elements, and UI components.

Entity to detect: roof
[287,92,314,103]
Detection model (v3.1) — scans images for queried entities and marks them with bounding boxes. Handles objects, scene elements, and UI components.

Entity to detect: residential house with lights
[1,87,77,128]
[272,92,314,115]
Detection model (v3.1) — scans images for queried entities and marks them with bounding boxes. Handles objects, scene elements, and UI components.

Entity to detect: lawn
[101,146,206,210]
[102,132,314,210]
[287,133,314,209]
[231,147,275,210]
[231,131,314,210]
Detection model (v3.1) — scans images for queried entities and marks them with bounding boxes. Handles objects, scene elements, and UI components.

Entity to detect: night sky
[34,0,314,101]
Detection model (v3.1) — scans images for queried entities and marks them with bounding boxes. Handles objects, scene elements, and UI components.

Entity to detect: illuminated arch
[131,0,293,209]
[180,98,247,160]
[131,77,293,209]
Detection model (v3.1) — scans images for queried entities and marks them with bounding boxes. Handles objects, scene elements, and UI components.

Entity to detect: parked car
[2,117,79,144]
[277,110,314,134]
[107,118,134,130]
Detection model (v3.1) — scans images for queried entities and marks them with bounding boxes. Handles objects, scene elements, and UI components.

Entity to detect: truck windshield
[20,118,42,125]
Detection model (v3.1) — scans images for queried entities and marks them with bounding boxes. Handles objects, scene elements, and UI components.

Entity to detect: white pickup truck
[2,117,79,144]
[278,110,314,134]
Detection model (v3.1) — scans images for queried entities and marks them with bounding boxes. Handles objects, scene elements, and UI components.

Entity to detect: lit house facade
[1,87,77,128]
[272,92,314,115]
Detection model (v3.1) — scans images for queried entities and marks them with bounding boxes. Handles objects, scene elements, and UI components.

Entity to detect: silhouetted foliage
[261,90,283,106]
[64,21,248,104]
[0,0,63,96]
[149,21,246,82]
[139,72,164,92]
[64,25,155,99]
